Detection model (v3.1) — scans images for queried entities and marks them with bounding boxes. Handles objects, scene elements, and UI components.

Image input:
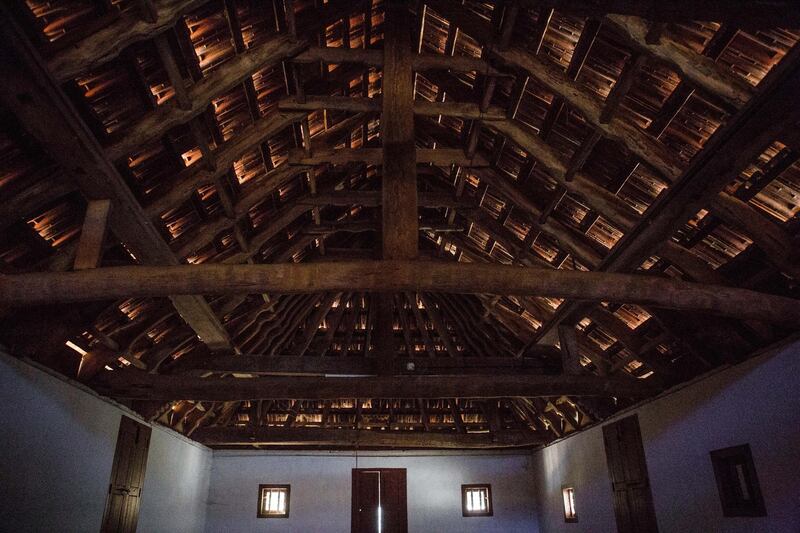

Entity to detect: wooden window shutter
[602,414,659,533]
[101,416,151,533]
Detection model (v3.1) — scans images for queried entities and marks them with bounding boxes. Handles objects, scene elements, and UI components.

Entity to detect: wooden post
[74,200,113,271]
[381,0,418,259]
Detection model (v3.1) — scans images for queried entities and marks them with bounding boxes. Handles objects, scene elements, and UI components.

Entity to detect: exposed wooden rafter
[0,8,232,351]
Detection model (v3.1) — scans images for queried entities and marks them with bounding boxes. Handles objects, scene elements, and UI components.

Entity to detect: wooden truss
[1,0,799,448]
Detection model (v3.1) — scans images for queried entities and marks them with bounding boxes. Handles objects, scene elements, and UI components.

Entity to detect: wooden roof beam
[73,199,113,271]
[192,426,546,448]
[302,190,476,209]
[535,45,800,342]
[470,169,604,268]
[175,185,477,261]
[414,102,633,247]
[492,46,684,183]
[47,0,210,82]
[487,120,639,231]
[293,46,506,75]
[3,262,800,327]
[601,16,753,109]
[382,1,418,259]
[144,111,307,217]
[288,147,489,167]
[105,34,308,161]
[708,192,800,280]
[170,352,562,378]
[518,0,800,29]
[0,8,232,351]
[279,96,508,121]
[93,370,654,400]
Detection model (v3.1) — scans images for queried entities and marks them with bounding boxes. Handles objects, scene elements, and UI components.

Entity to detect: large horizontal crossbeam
[2,262,799,326]
[171,353,561,375]
[192,427,547,448]
[92,372,652,401]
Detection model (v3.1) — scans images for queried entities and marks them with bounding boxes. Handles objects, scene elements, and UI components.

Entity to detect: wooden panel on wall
[101,416,151,533]
[603,414,659,533]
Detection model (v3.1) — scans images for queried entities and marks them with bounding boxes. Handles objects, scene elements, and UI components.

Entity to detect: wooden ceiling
[0,0,799,449]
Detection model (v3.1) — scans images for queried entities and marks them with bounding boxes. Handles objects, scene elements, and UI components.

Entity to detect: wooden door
[101,416,151,533]
[603,414,659,533]
[352,468,407,533]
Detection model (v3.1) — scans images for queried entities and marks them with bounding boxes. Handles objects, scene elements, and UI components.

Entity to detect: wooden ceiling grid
[0,0,799,449]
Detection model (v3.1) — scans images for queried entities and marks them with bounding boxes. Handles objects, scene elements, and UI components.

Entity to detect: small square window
[257,484,290,518]
[562,486,577,522]
[710,444,766,517]
[462,484,493,517]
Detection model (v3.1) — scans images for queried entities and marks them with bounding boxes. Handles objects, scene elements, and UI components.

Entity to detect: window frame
[257,484,291,519]
[709,444,766,517]
[461,484,493,517]
[562,485,578,523]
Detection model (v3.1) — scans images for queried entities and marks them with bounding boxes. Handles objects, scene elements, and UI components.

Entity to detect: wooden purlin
[0,5,232,351]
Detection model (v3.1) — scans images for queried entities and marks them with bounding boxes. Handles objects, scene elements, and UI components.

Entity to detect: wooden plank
[602,414,659,533]
[0,7,232,351]
[93,371,654,400]
[382,1,418,259]
[192,426,546,448]
[74,199,113,270]
[3,262,800,327]
[565,129,603,180]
